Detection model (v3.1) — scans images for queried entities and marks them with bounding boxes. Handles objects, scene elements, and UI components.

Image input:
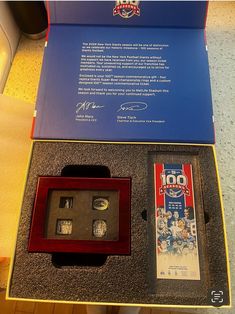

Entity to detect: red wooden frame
[28,177,131,254]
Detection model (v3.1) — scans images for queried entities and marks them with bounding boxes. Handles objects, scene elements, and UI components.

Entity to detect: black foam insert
[9,142,229,305]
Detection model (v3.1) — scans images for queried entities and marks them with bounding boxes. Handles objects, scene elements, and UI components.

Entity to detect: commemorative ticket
[154,163,200,280]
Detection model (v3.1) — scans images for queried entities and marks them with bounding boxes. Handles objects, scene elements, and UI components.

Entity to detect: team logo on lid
[160,169,190,198]
[113,0,140,19]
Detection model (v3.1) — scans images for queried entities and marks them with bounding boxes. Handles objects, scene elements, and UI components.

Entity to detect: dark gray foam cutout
[9,142,229,305]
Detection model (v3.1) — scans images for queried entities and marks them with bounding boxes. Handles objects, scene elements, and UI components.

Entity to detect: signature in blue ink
[76,101,105,112]
[117,102,148,112]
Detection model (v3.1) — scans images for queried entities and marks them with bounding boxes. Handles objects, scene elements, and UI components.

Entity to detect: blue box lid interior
[33,1,214,144]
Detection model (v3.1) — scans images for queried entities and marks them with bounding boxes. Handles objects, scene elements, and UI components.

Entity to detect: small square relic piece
[56,219,72,235]
[93,197,109,211]
[93,220,107,238]
[59,197,73,208]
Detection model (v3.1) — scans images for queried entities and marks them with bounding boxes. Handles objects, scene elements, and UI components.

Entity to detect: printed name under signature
[76,101,105,112]
[117,102,148,112]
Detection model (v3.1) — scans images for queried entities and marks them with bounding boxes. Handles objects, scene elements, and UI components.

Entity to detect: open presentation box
[7,1,231,308]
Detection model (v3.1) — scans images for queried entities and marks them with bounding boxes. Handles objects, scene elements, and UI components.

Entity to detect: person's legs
[118,306,141,314]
